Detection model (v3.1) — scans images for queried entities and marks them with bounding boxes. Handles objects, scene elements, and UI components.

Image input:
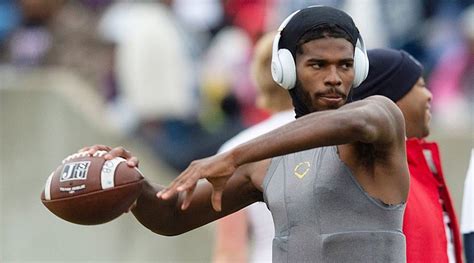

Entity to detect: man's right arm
[131,161,265,236]
[80,145,265,236]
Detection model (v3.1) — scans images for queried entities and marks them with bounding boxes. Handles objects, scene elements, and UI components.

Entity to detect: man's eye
[341,63,353,69]
[311,63,322,69]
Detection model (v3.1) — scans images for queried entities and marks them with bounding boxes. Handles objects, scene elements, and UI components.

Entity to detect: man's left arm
[159,95,406,210]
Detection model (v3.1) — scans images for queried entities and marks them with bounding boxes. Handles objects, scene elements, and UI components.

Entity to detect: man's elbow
[347,110,379,143]
[349,99,402,144]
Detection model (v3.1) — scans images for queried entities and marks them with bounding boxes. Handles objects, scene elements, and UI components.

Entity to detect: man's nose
[426,88,433,102]
[324,66,342,87]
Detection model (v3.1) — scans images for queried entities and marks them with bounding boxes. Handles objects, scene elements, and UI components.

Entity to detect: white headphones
[271,9,369,90]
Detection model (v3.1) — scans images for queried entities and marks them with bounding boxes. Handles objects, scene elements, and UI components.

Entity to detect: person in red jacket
[353,48,463,263]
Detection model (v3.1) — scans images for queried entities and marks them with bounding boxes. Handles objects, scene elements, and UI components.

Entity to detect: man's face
[294,37,355,112]
[396,77,432,138]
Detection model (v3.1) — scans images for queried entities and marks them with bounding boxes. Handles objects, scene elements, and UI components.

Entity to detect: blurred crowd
[1,0,472,172]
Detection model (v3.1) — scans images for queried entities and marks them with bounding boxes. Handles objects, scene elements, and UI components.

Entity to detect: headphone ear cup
[277,48,296,89]
[352,46,369,87]
[271,57,283,84]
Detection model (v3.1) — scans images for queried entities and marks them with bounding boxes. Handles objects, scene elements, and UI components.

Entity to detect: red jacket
[404,139,463,263]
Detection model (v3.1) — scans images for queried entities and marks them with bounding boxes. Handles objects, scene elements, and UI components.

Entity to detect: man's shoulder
[342,95,405,147]
[345,95,402,121]
[359,95,397,108]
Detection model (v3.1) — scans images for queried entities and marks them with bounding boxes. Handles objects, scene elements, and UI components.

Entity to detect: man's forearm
[131,180,180,236]
[132,176,259,236]
[131,180,213,236]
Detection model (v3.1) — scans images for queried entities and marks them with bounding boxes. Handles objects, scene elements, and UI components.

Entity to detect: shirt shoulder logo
[294,161,311,179]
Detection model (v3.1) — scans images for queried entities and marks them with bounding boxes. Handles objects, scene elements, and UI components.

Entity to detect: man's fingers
[127,156,139,167]
[159,182,184,200]
[79,145,112,157]
[86,144,112,155]
[158,174,185,198]
[157,183,179,199]
[181,185,196,210]
[78,146,90,152]
[177,176,199,191]
[157,178,197,207]
[105,146,131,160]
[158,169,198,199]
[79,145,139,168]
[211,189,223,212]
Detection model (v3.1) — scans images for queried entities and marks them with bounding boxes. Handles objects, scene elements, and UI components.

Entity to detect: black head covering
[279,6,360,58]
[279,6,361,118]
[351,49,423,102]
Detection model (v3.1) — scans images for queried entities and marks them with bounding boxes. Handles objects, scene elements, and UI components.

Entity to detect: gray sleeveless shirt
[262,146,406,262]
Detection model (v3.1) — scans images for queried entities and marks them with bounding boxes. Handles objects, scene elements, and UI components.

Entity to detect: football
[41,150,144,225]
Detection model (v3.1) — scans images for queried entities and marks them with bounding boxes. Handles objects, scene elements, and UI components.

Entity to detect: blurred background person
[97,0,196,135]
[428,4,474,132]
[462,148,474,263]
[4,0,62,66]
[171,0,224,52]
[46,0,111,88]
[352,49,463,263]
[212,31,293,263]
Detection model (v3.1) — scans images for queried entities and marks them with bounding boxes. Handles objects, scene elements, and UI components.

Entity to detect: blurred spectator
[200,26,266,127]
[171,0,223,52]
[46,0,111,87]
[223,0,269,43]
[6,0,63,66]
[172,0,223,33]
[428,4,474,131]
[98,0,197,133]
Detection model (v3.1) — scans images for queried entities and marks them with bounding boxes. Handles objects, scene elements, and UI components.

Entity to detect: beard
[289,80,350,118]
[289,79,312,118]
